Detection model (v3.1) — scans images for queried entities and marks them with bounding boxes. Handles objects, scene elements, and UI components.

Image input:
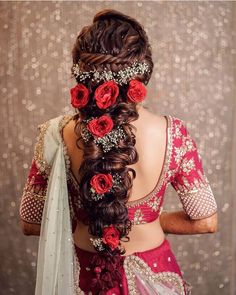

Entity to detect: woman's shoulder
[37,114,75,135]
[139,108,187,133]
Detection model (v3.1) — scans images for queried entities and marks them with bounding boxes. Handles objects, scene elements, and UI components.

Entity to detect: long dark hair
[71,9,153,293]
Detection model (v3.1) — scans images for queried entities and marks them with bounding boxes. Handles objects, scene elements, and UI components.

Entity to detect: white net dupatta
[35,139,78,295]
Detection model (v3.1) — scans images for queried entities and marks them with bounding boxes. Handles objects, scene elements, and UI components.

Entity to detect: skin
[20,105,218,255]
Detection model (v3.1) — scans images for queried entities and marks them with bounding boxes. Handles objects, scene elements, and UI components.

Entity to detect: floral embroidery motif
[174,146,186,165]
[133,209,145,225]
[184,136,196,152]
[147,196,161,211]
[174,123,182,139]
[181,158,195,175]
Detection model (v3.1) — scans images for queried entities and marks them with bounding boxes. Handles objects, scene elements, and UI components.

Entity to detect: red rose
[90,173,113,194]
[70,83,89,109]
[87,115,114,137]
[127,79,147,103]
[94,80,119,109]
[102,225,120,250]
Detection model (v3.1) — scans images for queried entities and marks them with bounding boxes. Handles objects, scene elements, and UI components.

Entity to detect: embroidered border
[34,120,51,177]
[123,254,186,295]
[58,115,76,171]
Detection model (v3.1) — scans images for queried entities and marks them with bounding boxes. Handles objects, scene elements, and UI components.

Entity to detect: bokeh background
[0,1,235,294]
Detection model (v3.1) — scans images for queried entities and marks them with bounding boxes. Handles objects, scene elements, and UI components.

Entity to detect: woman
[19,9,218,295]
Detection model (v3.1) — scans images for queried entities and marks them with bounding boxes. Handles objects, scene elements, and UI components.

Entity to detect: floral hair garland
[89,172,122,201]
[90,224,121,252]
[72,59,150,85]
[81,115,126,153]
[70,79,147,109]
[69,78,147,254]
[89,173,123,251]
[70,79,146,152]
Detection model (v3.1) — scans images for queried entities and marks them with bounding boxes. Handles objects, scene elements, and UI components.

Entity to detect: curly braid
[70,9,153,294]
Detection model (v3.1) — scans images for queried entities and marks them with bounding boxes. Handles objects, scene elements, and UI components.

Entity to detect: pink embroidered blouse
[19,115,217,229]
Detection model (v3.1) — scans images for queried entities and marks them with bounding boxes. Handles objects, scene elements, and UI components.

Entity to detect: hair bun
[93,9,130,23]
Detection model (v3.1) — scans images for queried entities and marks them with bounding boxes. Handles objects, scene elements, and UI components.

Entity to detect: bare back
[62,106,167,255]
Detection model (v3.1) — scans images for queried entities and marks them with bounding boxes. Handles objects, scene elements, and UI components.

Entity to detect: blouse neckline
[58,114,172,209]
[126,115,171,208]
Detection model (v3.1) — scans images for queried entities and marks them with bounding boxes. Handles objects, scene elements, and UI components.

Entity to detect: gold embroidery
[174,146,186,165]
[132,209,145,225]
[174,135,196,166]
[58,115,75,171]
[147,195,161,211]
[174,173,217,219]
[21,190,46,201]
[123,254,186,295]
[181,157,195,175]
[21,175,47,200]
[34,120,51,177]
[58,114,74,132]
[174,123,182,139]
[74,248,85,295]
[184,136,195,152]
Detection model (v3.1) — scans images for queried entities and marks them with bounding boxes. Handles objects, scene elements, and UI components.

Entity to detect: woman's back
[62,106,167,254]
[63,106,167,204]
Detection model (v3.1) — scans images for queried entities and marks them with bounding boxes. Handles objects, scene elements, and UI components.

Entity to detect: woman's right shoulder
[142,108,174,135]
[37,114,75,134]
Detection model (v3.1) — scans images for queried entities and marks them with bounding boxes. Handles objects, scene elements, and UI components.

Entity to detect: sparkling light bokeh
[0,1,235,294]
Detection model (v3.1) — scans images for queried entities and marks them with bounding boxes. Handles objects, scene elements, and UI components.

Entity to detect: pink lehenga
[19,114,217,295]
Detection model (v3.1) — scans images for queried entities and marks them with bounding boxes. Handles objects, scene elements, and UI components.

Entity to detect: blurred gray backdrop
[0,1,235,295]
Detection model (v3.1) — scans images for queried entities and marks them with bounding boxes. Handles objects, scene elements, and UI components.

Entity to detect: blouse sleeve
[171,120,217,220]
[19,121,51,224]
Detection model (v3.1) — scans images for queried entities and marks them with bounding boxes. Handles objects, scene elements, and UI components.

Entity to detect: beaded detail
[171,117,217,220]
[34,120,51,177]
[173,173,217,219]
[72,59,151,85]
[20,160,48,224]
[123,254,186,295]
[81,123,127,153]
[58,114,74,171]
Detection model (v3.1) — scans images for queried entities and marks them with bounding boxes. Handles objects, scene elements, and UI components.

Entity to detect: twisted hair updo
[70,9,153,294]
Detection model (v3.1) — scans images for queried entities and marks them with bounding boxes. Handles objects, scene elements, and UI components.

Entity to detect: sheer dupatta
[34,116,82,295]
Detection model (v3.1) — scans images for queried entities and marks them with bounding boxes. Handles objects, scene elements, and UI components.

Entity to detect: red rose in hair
[127,79,147,103]
[95,80,119,109]
[102,225,120,250]
[90,173,113,194]
[87,115,114,137]
[70,83,89,109]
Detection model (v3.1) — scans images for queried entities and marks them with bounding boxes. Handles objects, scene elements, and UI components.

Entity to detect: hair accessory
[81,118,127,153]
[72,59,150,85]
[90,237,105,251]
[90,172,122,201]
[90,225,120,252]
[94,80,119,109]
[70,83,89,109]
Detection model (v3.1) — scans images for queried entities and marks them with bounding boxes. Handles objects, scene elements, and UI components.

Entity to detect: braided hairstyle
[70,9,153,293]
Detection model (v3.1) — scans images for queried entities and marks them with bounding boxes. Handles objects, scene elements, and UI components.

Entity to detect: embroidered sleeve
[19,121,51,224]
[171,120,217,220]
